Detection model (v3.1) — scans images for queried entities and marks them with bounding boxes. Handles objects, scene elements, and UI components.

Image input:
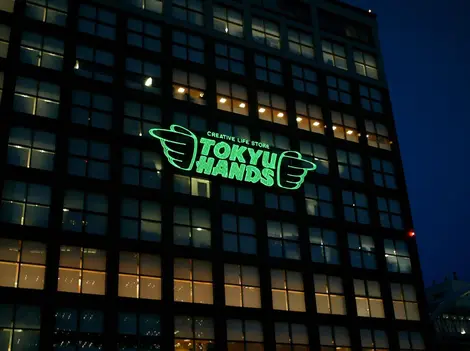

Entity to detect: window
[218,122,250,140]
[213,5,243,37]
[371,158,397,189]
[314,274,346,315]
[292,65,318,95]
[13,77,60,118]
[174,258,213,304]
[54,307,104,350]
[62,190,108,235]
[360,85,383,112]
[0,180,51,227]
[118,312,161,350]
[174,316,214,349]
[348,234,376,269]
[57,246,106,295]
[327,76,351,104]
[0,0,15,13]
[216,81,248,115]
[222,214,256,254]
[71,90,113,130]
[124,101,161,137]
[20,31,64,70]
[174,207,211,248]
[75,45,114,82]
[122,148,162,188]
[215,43,245,75]
[309,228,339,264]
[288,28,314,58]
[26,0,68,26]
[275,322,309,350]
[173,31,204,64]
[391,283,420,320]
[304,183,334,218]
[173,112,207,132]
[67,138,110,180]
[260,131,290,150]
[0,239,46,290]
[129,0,163,14]
[252,17,280,49]
[224,264,261,308]
[366,121,391,150]
[299,141,329,174]
[322,41,347,70]
[78,4,116,40]
[384,239,412,273]
[337,150,363,181]
[0,304,41,351]
[271,270,305,312]
[221,185,253,204]
[257,91,287,125]
[121,198,162,242]
[172,0,204,26]
[360,329,389,351]
[173,69,206,105]
[227,320,263,349]
[399,332,425,350]
[331,111,358,142]
[126,58,161,93]
[0,24,9,58]
[174,175,210,197]
[296,101,324,134]
[343,190,369,224]
[127,18,161,52]
[355,51,378,79]
[267,221,299,260]
[119,252,161,300]
[378,197,403,229]
[265,192,295,212]
[255,54,282,85]
[319,326,351,351]
[7,127,55,171]
[354,279,385,318]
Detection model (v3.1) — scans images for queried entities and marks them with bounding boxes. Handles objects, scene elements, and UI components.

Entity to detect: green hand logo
[148,125,198,171]
[276,151,317,190]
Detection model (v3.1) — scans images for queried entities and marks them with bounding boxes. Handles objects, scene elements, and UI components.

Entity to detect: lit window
[67,138,110,180]
[20,31,64,70]
[174,258,213,304]
[275,322,309,349]
[365,121,391,150]
[172,69,206,105]
[227,320,263,349]
[78,4,116,40]
[0,304,41,351]
[384,239,412,273]
[122,148,162,188]
[398,331,425,351]
[218,122,250,140]
[0,180,51,227]
[296,101,324,134]
[314,274,346,315]
[173,207,211,248]
[0,24,9,58]
[213,5,243,37]
[348,233,376,269]
[255,54,282,85]
[327,76,351,104]
[322,41,347,70]
[371,158,397,189]
[121,198,161,242]
[378,197,403,229]
[342,190,369,224]
[305,183,334,218]
[360,329,389,351]
[252,17,280,49]
[257,91,286,125]
[71,90,113,130]
[118,252,161,300]
[360,85,383,112]
[267,221,299,260]
[172,31,204,64]
[337,150,363,181]
[299,140,329,175]
[172,0,204,26]
[224,264,261,308]
[26,0,68,26]
[391,283,420,321]
[265,192,295,212]
[309,228,339,264]
[7,127,55,170]
[62,190,108,235]
[221,185,253,204]
[260,131,290,150]
[0,239,46,290]
[331,111,358,142]
[319,325,351,351]
[271,270,305,312]
[174,175,210,197]
[129,0,163,14]
[222,214,256,254]
[13,76,60,119]
[174,316,214,349]
[173,111,207,132]
[354,279,385,318]
[127,18,161,52]
[288,28,314,58]
[354,50,378,79]
[126,58,161,93]
[216,81,248,115]
[118,312,161,349]
[292,65,318,95]
[58,246,106,295]
[215,43,245,75]
[124,101,161,137]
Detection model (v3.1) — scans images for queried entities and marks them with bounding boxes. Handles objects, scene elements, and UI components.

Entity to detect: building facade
[0,0,433,350]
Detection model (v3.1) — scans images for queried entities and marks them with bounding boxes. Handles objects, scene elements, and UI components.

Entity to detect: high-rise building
[0,0,433,350]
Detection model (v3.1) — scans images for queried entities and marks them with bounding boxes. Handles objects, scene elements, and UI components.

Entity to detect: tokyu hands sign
[149,124,316,190]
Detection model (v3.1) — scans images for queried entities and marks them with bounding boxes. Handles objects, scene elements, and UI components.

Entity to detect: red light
[409,231,416,237]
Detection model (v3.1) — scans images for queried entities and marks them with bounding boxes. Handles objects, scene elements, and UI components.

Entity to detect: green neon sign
[149,124,316,190]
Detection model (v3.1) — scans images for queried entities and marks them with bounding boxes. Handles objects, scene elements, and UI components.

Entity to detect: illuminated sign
[149,124,316,190]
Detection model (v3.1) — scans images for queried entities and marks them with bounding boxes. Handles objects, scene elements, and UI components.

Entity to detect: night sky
[341,0,470,285]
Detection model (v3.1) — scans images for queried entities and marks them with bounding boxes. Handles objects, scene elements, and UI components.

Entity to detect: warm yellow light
[332,126,337,130]
[239,102,246,108]
[296,117,302,122]
[277,112,284,118]
[258,107,266,113]
[196,228,203,231]
[144,77,152,87]
[313,121,320,126]
[225,27,229,33]
[74,61,79,70]
[177,87,185,93]
[219,97,227,103]
[347,130,353,135]
[199,92,204,97]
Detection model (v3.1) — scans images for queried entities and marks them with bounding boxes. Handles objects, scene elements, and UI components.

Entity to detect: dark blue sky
[341,0,470,285]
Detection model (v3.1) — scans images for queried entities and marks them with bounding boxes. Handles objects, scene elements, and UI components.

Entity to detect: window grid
[384,239,412,273]
[391,283,420,321]
[13,77,60,119]
[216,81,249,115]
[360,329,389,351]
[0,304,41,351]
[322,41,347,70]
[126,58,161,93]
[399,331,425,350]
[327,76,352,104]
[296,101,324,134]
[371,158,397,189]
[26,0,68,26]
[118,311,162,349]
[174,258,213,304]
[173,69,206,105]
[304,183,334,218]
[275,322,309,349]
[222,214,256,255]
[348,233,376,269]
[366,121,391,150]
[71,90,113,130]
[221,185,254,204]
[78,4,116,40]
[129,0,163,14]
[218,122,250,140]
[255,54,282,85]
[120,198,162,242]
[354,279,385,318]
[174,316,214,349]
[224,264,261,308]
[172,0,204,26]
[252,17,280,49]
[215,43,245,75]
[124,101,162,137]
[355,51,378,79]
[378,197,403,229]
[265,192,295,212]
[314,274,346,315]
[75,45,114,83]
[257,91,287,125]
[20,31,64,71]
[173,112,207,132]
[271,270,305,312]
[319,326,352,351]
[68,139,110,180]
[360,85,383,113]
[292,65,318,95]
[337,150,363,181]
[260,131,290,150]
[299,141,329,175]
[288,28,314,58]
[213,5,243,37]
[173,207,211,248]
[172,31,204,64]
[343,190,369,224]
[122,148,162,189]
[309,228,339,264]
[227,319,263,349]
[267,221,300,260]
[174,175,210,198]
[127,18,161,52]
